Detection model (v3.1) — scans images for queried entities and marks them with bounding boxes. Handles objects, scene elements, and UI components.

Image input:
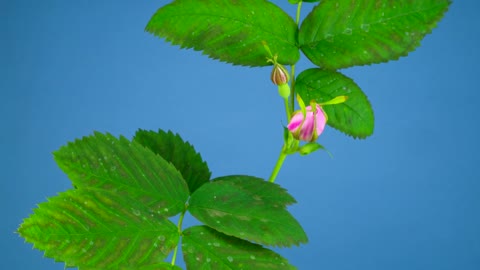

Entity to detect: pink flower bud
[287,105,327,142]
[270,64,289,86]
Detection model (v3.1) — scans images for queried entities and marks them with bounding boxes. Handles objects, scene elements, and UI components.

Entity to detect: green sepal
[297,94,307,119]
[319,95,348,106]
[297,142,327,156]
[283,126,299,155]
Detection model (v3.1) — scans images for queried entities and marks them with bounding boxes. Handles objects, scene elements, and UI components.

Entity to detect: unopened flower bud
[287,104,327,142]
[270,64,289,86]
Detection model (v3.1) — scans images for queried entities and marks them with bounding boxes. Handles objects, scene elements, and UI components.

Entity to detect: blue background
[3,0,479,269]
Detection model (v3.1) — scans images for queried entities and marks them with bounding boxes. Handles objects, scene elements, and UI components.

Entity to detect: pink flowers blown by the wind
[287,104,327,142]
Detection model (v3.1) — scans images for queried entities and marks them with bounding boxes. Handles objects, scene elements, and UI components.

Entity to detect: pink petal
[314,105,327,136]
[299,111,315,141]
[287,112,304,132]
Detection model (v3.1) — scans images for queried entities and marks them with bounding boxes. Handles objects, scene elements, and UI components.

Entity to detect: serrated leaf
[296,68,374,139]
[188,175,307,247]
[182,226,295,270]
[18,189,179,269]
[53,132,189,217]
[134,129,211,194]
[299,0,451,69]
[146,0,299,67]
[212,175,296,207]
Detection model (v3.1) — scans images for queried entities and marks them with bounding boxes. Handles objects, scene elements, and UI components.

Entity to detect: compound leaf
[146,0,299,67]
[188,175,307,247]
[53,132,189,217]
[296,68,374,139]
[18,189,179,269]
[134,129,211,194]
[299,0,451,69]
[182,226,295,269]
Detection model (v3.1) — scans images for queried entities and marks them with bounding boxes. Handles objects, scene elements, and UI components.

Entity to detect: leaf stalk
[268,150,287,183]
[171,207,187,266]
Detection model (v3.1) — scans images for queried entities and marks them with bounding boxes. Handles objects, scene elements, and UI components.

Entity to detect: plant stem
[289,65,296,114]
[171,208,186,266]
[268,150,287,183]
[296,1,303,24]
[284,97,291,120]
[290,2,303,115]
[267,2,303,184]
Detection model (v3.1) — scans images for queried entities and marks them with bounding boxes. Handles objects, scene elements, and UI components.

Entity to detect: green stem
[284,97,291,121]
[296,1,303,24]
[171,208,186,266]
[268,2,303,184]
[268,150,287,183]
[289,65,296,115]
[290,2,302,115]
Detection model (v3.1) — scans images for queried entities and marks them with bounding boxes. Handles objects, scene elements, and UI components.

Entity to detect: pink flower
[287,104,327,142]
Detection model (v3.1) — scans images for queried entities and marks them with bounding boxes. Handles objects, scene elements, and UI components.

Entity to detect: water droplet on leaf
[324,34,334,43]
[360,24,370,32]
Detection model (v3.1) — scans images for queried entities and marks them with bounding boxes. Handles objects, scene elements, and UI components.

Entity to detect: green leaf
[289,0,320,3]
[134,129,211,194]
[188,175,307,247]
[299,0,451,69]
[18,189,179,269]
[212,175,297,207]
[146,0,299,67]
[182,226,295,270]
[296,68,374,138]
[53,132,189,217]
[140,263,183,270]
